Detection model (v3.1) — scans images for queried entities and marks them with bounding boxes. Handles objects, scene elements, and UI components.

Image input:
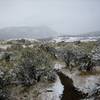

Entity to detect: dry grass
[79,67,100,76]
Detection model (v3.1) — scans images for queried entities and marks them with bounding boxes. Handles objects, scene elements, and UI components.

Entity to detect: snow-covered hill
[51,36,100,43]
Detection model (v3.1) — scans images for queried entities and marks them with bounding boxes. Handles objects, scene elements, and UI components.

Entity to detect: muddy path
[57,71,86,100]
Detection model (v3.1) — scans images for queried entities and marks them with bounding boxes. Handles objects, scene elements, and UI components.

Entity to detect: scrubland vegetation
[0,39,100,99]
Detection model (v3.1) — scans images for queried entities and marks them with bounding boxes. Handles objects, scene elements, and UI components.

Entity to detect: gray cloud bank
[0,0,100,34]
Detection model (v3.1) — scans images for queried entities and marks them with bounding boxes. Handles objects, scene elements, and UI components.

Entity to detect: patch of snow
[51,36,100,43]
[0,45,11,50]
[51,75,64,96]
[54,63,65,70]
[65,37,80,42]
[73,75,100,94]
[38,75,63,100]
[51,37,63,43]
[61,69,100,96]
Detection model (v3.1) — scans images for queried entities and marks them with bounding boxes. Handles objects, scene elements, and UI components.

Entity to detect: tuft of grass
[79,70,100,76]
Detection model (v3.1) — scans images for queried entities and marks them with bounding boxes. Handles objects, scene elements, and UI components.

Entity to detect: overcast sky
[0,0,100,34]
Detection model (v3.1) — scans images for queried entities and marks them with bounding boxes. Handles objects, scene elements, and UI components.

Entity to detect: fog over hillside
[0,26,58,40]
[0,26,100,40]
[0,0,100,39]
[0,0,100,34]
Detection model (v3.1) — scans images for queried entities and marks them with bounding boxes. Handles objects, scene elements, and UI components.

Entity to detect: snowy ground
[61,68,100,96]
[51,36,100,43]
[0,44,11,50]
[37,75,63,100]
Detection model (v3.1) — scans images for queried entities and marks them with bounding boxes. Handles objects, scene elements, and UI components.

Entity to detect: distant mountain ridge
[0,26,58,40]
[0,26,100,40]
